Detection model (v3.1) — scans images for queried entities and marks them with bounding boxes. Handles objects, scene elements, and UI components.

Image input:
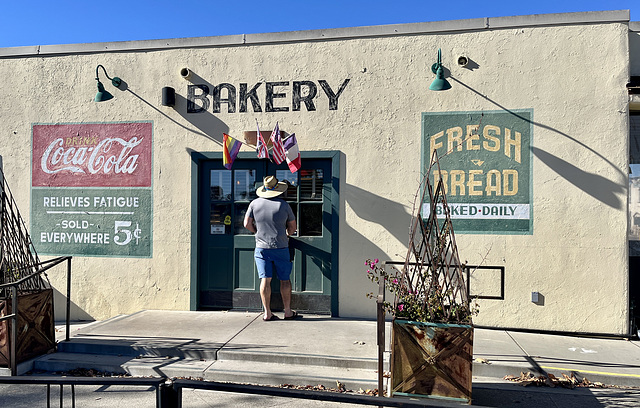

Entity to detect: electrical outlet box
[532,292,540,303]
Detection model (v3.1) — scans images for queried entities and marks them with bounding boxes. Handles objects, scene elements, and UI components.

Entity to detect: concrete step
[31,352,383,392]
[203,359,381,392]
[33,352,215,378]
[216,348,380,370]
[56,337,382,370]
[57,338,222,360]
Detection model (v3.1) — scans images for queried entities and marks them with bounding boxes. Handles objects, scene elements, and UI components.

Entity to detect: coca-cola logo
[32,123,152,187]
[41,137,143,175]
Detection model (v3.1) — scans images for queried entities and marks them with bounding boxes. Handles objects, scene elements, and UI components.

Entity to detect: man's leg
[260,277,273,320]
[280,279,292,317]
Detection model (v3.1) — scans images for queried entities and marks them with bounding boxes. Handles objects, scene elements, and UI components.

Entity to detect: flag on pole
[270,122,286,165]
[283,133,301,173]
[223,133,242,169]
[256,121,269,160]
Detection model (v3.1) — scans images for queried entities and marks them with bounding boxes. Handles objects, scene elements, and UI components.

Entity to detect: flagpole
[222,127,294,150]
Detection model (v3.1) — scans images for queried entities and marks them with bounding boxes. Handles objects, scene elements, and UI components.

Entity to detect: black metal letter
[292,81,317,111]
[319,79,350,110]
[187,85,210,113]
[212,83,237,113]
[239,83,263,113]
[265,81,290,113]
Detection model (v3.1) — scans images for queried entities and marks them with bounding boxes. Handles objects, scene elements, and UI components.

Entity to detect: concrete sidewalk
[7,310,640,390]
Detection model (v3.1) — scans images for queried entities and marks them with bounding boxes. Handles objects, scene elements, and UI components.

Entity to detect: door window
[298,169,324,236]
[300,169,323,200]
[210,170,232,201]
[234,170,257,201]
[631,114,640,248]
[209,170,232,235]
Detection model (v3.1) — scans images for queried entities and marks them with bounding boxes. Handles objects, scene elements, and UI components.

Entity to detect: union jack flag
[270,122,286,164]
[256,121,269,160]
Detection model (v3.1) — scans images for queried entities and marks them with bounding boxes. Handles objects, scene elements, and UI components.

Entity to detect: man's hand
[286,220,297,236]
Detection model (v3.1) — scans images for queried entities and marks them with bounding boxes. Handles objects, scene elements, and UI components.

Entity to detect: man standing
[244,176,299,321]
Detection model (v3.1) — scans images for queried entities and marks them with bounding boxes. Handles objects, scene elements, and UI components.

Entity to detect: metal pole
[66,257,71,342]
[377,272,385,402]
[10,285,17,376]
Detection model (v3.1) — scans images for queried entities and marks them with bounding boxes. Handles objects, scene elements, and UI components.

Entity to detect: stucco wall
[0,11,631,334]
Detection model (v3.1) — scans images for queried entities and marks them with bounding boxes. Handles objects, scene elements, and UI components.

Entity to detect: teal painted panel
[421,110,533,234]
[236,248,257,290]
[302,251,326,293]
[204,246,232,291]
[31,187,152,257]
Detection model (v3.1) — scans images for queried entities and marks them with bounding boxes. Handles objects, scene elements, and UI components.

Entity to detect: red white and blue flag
[256,121,269,160]
[270,122,286,165]
[283,133,301,173]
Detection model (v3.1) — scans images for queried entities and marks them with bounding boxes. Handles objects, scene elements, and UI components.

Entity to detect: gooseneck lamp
[95,65,122,102]
[429,49,452,91]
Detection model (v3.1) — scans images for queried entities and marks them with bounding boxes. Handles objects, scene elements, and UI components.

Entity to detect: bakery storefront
[0,10,637,335]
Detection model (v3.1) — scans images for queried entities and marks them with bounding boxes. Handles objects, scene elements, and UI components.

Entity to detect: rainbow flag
[223,133,242,169]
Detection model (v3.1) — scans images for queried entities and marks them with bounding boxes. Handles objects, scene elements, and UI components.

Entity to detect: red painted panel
[32,122,152,187]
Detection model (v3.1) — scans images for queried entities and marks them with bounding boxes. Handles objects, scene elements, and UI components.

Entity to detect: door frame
[190,150,342,316]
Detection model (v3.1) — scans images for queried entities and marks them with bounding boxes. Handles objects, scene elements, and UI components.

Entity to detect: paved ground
[1,379,639,407]
[1,309,639,406]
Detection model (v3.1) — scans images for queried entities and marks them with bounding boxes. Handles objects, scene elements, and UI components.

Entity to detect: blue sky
[0,1,636,48]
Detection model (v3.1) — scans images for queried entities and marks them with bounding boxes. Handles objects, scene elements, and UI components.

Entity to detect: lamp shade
[95,80,114,102]
[429,66,452,91]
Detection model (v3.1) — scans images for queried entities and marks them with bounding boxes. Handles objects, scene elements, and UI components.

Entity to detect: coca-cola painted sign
[31,122,153,258]
[32,122,152,187]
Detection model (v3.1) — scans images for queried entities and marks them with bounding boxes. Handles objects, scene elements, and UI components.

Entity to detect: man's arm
[286,220,297,236]
[244,213,257,234]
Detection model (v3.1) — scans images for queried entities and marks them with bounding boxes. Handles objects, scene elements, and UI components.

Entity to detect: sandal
[284,311,301,320]
[263,315,280,321]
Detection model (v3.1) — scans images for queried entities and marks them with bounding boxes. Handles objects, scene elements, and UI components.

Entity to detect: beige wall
[0,11,632,334]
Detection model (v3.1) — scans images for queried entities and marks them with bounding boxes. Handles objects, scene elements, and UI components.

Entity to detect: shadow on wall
[450,76,626,210]
[123,76,228,146]
[52,287,93,322]
[533,147,624,210]
[175,70,231,146]
[343,183,414,258]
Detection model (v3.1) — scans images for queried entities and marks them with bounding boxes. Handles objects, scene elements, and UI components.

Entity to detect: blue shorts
[254,248,292,280]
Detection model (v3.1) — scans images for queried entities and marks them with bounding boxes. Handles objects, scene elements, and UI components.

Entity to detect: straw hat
[256,176,288,198]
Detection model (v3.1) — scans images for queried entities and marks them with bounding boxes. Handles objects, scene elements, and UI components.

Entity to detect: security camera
[457,56,469,67]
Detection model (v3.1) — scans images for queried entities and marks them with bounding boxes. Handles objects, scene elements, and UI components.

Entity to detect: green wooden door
[197,157,334,313]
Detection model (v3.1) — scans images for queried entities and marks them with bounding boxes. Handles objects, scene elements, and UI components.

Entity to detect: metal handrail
[0,256,72,376]
[0,375,466,408]
[171,379,463,407]
[0,257,66,289]
[0,376,166,408]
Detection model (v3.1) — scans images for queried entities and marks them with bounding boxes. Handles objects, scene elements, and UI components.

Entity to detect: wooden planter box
[391,319,473,404]
[0,288,55,367]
